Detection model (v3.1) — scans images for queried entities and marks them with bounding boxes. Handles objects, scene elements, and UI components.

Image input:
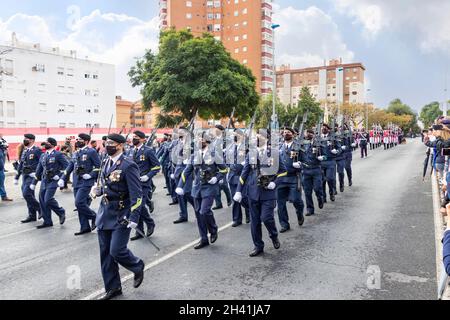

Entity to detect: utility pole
[271,23,280,131]
[366,88,371,130]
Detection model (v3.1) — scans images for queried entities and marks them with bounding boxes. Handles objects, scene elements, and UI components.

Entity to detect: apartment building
[276,59,366,107]
[0,33,115,129]
[159,0,274,94]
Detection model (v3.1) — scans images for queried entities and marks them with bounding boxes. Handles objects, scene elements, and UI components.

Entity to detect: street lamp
[366,88,371,130]
[271,23,280,130]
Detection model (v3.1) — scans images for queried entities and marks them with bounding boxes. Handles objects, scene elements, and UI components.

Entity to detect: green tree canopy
[297,86,323,128]
[129,29,259,127]
[385,98,419,132]
[419,101,442,128]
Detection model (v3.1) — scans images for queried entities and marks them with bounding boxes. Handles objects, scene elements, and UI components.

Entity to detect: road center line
[81,222,234,300]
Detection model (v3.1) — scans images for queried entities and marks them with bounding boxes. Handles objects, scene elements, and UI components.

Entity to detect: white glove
[57,179,65,188]
[341,146,347,151]
[219,179,224,184]
[429,135,437,142]
[175,187,185,196]
[208,177,218,185]
[14,179,19,185]
[233,192,242,203]
[183,159,189,165]
[318,156,325,161]
[90,185,102,198]
[53,175,60,181]
[267,182,276,190]
[293,162,301,169]
[140,175,149,183]
[30,184,36,191]
[331,149,338,155]
[82,174,92,180]
[127,221,138,229]
[29,172,36,179]
[170,174,175,180]
[351,143,356,147]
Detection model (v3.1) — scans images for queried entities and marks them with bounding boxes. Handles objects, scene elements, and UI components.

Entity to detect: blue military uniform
[334,133,347,192]
[320,133,340,202]
[62,146,101,232]
[173,139,195,222]
[33,147,69,226]
[15,144,43,221]
[157,138,172,193]
[277,141,305,231]
[95,153,144,292]
[130,144,161,236]
[212,138,232,209]
[179,146,228,246]
[226,141,249,225]
[342,130,354,186]
[299,139,324,215]
[237,147,287,253]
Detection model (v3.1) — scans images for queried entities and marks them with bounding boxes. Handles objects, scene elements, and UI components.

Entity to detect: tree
[419,101,442,128]
[385,98,418,133]
[129,29,259,127]
[296,87,323,128]
[254,94,286,129]
[328,103,372,128]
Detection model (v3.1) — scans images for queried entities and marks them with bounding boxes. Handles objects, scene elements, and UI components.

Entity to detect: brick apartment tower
[159,0,274,95]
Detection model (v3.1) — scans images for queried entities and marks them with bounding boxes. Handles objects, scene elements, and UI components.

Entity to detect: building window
[32,64,45,73]
[57,67,64,75]
[58,104,65,113]
[186,13,192,19]
[215,13,221,19]
[84,73,90,79]
[234,11,239,17]
[39,103,47,112]
[59,123,66,128]
[243,46,247,52]
[234,48,239,53]
[6,101,15,117]
[4,59,13,75]
[85,89,91,96]
[0,121,3,128]
[242,34,248,40]
[93,73,99,79]
[67,69,74,77]
[234,36,239,41]
[186,1,192,7]
[67,105,75,113]
[68,123,75,128]
[243,59,248,64]
[39,122,47,128]
[207,13,214,20]
[214,0,220,8]
[207,24,213,32]
[243,21,248,26]
[0,101,3,117]
[242,8,248,14]
[214,24,221,31]
[57,86,65,94]
[207,1,213,8]
[67,87,75,95]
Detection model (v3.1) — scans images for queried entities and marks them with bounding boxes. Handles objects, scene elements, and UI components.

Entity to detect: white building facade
[0,36,115,129]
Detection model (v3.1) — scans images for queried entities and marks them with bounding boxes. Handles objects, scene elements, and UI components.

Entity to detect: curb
[431,172,449,299]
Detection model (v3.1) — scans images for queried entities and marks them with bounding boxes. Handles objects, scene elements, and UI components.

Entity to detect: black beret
[47,137,57,147]
[102,136,108,141]
[107,133,126,144]
[215,125,225,131]
[24,134,35,140]
[307,129,315,134]
[78,133,91,141]
[323,124,331,130]
[283,127,295,134]
[294,128,299,134]
[133,130,146,139]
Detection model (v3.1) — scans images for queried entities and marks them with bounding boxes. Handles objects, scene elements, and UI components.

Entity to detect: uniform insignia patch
[140,155,146,161]
[29,154,34,160]
[49,158,55,163]
[82,155,87,161]
[109,170,122,182]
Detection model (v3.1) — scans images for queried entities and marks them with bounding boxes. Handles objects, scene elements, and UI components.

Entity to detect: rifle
[312,115,324,156]
[292,112,308,192]
[92,114,114,198]
[118,122,127,135]
[226,107,236,130]
[291,115,299,130]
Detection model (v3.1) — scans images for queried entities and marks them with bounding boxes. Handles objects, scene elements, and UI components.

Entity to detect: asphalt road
[0,138,436,300]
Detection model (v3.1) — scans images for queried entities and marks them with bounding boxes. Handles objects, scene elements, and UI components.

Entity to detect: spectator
[0,144,12,202]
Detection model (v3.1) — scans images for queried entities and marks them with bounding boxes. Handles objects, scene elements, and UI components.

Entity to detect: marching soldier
[277,127,305,233]
[176,132,228,249]
[60,133,100,235]
[321,124,339,202]
[234,130,287,257]
[343,125,355,187]
[31,138,69,229]
[335,128,347,193]
[211,125,232,210]
[129,130,161,241]
[172,128,195,224]
[226,129,250,227]
[15,134,43,223]
[90,133,145,300]
[299,129,324,216]
[157,133,172,193]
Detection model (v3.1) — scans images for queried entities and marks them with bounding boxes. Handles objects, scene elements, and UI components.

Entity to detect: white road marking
[81,222,234,300]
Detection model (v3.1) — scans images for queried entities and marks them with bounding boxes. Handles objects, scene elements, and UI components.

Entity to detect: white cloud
[0,10,160,101]
[332,0,450,54]
[273,5,354,69]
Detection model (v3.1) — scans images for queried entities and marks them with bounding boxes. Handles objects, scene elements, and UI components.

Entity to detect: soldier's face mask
[75,140,86,148]
[132,138,141,146]
[284,131,293,141]
[23,139,31,147]
[43,143,52,150]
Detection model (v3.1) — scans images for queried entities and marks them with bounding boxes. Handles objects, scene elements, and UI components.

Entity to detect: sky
[0,0,449,113]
